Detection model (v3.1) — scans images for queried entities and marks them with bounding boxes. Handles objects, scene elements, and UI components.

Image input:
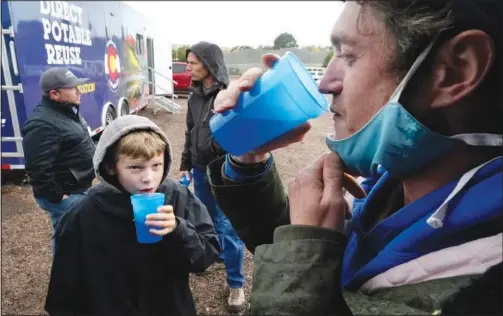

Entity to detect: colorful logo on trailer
[105,40,121,92]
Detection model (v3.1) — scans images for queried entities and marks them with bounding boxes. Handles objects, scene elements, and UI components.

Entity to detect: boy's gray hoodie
[93,114,173,190]
[45,115,220,316]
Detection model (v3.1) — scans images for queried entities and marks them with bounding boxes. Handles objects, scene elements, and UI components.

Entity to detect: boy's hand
[145,205,177,236]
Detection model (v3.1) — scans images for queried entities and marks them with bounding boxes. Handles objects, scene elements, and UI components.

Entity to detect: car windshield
[172,63,187,73]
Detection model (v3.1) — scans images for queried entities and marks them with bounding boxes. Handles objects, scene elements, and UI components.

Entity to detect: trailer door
[146,37,155,95]
[1,3,25,170]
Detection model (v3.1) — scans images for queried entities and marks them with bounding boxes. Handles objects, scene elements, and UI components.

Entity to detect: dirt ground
[1,95,333,315]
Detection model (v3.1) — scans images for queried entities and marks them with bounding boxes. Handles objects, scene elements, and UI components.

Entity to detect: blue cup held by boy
[209,52,330,156]
[130,193,165,244]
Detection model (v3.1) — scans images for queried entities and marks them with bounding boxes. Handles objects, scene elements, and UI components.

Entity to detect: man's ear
[49,89,60,101]
[429,30,495,109]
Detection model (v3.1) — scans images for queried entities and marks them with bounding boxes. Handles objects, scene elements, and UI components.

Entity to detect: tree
[273,32,298,49]
[228,67,243,76]
[322,49,334,67]
[172,45,190,62]
[258,45,274,50]
[230,45,253,52]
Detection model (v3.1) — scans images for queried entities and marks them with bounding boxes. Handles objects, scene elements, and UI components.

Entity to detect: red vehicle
[172,62,192,91]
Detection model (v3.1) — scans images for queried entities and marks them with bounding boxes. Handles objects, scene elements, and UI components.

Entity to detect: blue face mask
[326,40,502,178]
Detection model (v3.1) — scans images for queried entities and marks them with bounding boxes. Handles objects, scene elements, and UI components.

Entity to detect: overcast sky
[125,1,345,47]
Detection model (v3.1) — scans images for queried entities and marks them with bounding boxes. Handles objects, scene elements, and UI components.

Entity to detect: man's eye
[336,53,356,66]
[153,163,163,168]
[128,166,142,170]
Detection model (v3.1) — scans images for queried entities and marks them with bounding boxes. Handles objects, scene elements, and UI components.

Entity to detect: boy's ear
[106,164,116,176]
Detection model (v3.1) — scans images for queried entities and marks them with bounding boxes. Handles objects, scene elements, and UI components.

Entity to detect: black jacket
[22,97,95,202]
[180,42,229,171]
[45,179,221,316]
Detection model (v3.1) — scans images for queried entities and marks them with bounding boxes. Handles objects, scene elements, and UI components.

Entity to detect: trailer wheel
[105,106,117,126]
[1,170,29,186]
[119,101,130,117]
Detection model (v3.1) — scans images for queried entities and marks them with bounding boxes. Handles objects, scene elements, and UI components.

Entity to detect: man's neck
[202,76,216,89]
[401,146,499,204]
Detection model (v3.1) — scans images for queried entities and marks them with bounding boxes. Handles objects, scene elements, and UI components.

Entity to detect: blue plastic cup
[209,52,329,156]
[130,193,166,244]
[179,171,193,187]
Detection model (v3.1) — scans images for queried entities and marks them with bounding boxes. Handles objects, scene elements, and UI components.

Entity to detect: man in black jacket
[179,41,246,313]
[22,67,95,252]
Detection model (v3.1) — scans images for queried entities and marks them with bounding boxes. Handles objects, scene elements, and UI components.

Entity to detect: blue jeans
[35,193,86,254]
[193,167,245,288]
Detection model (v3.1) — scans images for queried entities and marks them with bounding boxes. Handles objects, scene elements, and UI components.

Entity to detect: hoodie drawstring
[426,156,501,229]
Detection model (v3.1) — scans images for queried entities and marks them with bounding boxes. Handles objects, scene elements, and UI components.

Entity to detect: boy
[44,115,221,316]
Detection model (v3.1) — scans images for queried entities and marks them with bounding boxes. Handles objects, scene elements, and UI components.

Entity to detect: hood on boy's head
[93,115,172,190]
[186,41,230,88]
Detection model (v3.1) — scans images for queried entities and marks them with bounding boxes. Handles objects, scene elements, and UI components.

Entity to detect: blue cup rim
[130,192,165,201]
[282,51,329,111]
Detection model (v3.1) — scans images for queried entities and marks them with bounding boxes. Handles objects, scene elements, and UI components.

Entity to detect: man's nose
[318,59,343,96]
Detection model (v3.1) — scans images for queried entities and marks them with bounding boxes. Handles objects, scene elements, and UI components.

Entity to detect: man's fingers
[239,54,279,91]
[262,53,281,69]
[214,67,264,113]
[276,122,311,145]
[214,81,239,112]
[321,152,345,195]
[299,152,327,181]
[212,54,280,114]
[323,152,344,190]
[237,67,264,91]
[254,122,312,155]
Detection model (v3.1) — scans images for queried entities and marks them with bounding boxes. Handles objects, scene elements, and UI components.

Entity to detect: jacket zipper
[73,109,96,149]
[193,93,215,157]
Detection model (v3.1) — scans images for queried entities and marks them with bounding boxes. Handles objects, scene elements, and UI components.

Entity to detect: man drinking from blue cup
[206,0,503,314]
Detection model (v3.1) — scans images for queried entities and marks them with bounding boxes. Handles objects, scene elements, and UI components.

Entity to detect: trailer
[1,0,179,173]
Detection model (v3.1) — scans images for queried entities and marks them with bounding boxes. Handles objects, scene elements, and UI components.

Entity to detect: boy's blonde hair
[115,130,166,161]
